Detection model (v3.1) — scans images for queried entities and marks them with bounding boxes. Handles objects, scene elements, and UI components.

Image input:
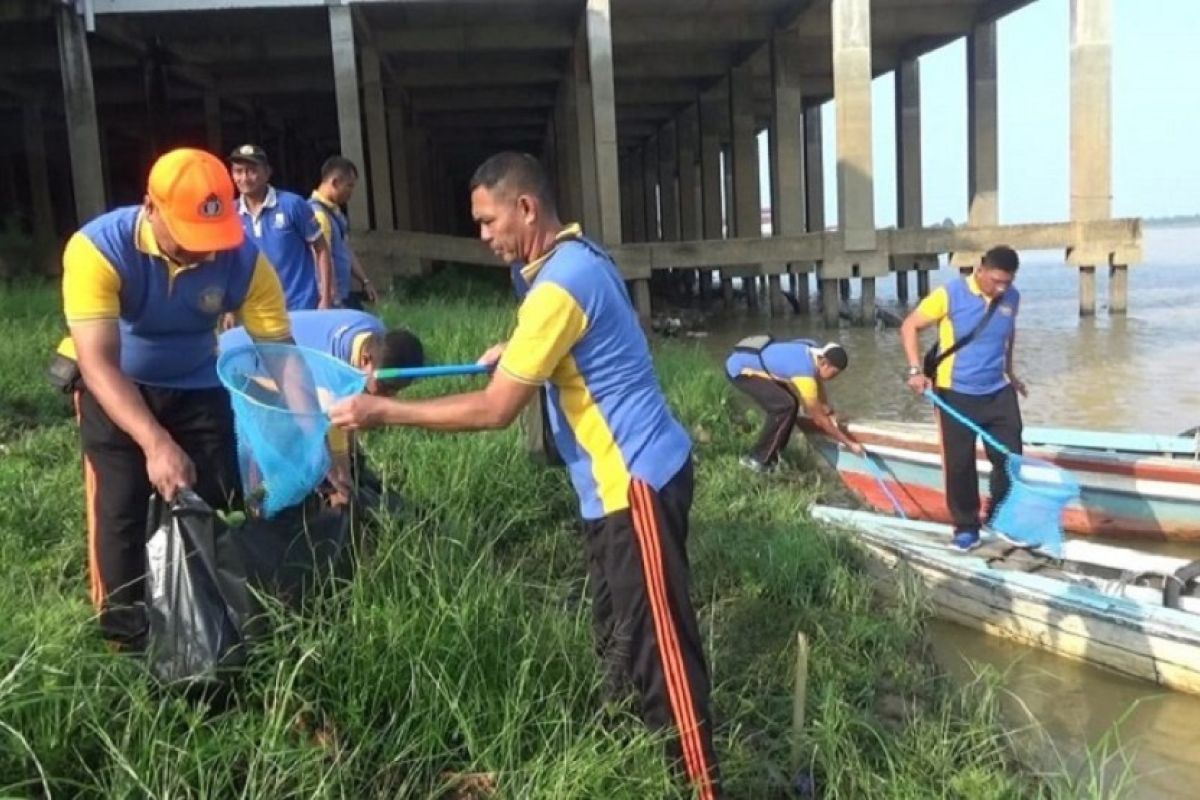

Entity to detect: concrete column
[21,102,55,270]
[678,104,701,298]
[658,122,680,243]
[917,270,930,298]
[642,136,659,241]
[729,61,761,311]
[203,90,221,153]
[895,58,922,304]
[699,88,726,305]
[1071,0,1114,316]
[55,4,105,226]
[805,105,836,326]
[628,148,647,242]
[619,154,634,242]
[832,0,876,252]
[584,0,622,244]
[721,144,735,305]
[572,32,601,235]
[771,30,806,317]
[329,5,369,230]
[386,91,412,231]
[967,22,998,228]
[556,78,584,222]
[361,45,393,231]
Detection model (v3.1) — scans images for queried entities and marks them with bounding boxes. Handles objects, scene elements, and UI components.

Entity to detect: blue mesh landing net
[989,455,1080,558]
[217,343,366,518]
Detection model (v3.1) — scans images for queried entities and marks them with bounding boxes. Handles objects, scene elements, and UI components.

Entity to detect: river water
[700,224,1200,797]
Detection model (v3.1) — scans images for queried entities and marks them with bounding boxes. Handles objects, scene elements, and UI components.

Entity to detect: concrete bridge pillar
[831,0,879,324]
[895,58,923,306]
[55,3,105,226]
[770,29,806,317]
[1071,0,1114,316]
[677,104,702,299]
[329,5,368,230]
[730,61,761,313]
[361,44,393,231]
[700,85,730,308]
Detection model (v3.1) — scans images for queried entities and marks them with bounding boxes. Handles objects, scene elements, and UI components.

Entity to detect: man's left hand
[1011,377,1028,398]
[362,281,379,304]
[330,394,392,431]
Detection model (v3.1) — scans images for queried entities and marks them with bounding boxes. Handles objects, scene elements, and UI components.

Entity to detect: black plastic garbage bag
[145,490,249,687]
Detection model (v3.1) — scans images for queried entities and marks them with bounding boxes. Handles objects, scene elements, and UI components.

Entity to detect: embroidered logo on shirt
[999,304,1014,316]
[273,211,288,230]
[198,286,225,314]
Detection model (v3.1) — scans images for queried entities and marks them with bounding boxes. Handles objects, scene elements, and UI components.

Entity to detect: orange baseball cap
[147,148,244,252]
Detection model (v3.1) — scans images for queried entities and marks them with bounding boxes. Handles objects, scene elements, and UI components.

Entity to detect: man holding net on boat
[328,152,722,798]
[900,245,1026,551]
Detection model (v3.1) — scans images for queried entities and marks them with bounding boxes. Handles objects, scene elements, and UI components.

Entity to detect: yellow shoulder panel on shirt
[498,281,588,385]
[791,376,820,403]
[915,285,949,321]
[312,207,333,247]
[62,232,122,324]
[239,253,291,340]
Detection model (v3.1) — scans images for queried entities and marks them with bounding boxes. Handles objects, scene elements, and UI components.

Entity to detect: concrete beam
[586,0,622,246]
[361,45,393,231]
[396,61,561,87]
[56,4,106,226]
[832,0,876,252]
[409,87,556,112]
[329,5,368,230]
[617,80,701,106]
[374,22,572,54]
[614,52,732,81]
[611,14,775,46]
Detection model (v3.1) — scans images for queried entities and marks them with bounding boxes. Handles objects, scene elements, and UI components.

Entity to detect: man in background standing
[308,156,379,309]
[229,144,335,310]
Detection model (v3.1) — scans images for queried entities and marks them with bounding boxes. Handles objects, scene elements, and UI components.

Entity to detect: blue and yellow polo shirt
[498,224,692,521]
[59,205,290,389]
[917,275,1020,395]
[309,192,353,303]
[238,186,323,310]
[220,308,383,366]
[724,340,822,404]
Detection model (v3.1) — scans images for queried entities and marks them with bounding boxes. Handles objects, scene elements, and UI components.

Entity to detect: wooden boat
[811,504,1200,694]
[797,419,1200,542]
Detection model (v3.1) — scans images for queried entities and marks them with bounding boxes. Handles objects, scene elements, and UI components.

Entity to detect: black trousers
[582,458,721,799]
[730,374,799,465]
[76,384,242,645]
[935,386,1023,533]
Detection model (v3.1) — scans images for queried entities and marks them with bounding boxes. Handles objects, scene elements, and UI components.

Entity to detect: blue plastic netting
[217,343,366,518]
[989,455,1080,558]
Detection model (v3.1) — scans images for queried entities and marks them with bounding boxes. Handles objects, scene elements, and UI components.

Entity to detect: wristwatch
[907,366,922,377]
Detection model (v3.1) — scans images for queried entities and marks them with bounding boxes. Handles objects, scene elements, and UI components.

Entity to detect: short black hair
[469,151,557,213]
[982,245,1019,273]
[365,328,424,387]
[320,156,359,183]
[818,342,849,371]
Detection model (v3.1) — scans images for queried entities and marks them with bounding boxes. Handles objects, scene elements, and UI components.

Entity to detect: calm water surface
[699,225,1200,797]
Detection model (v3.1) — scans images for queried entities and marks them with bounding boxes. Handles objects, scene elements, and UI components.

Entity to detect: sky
[760,0,1200,226]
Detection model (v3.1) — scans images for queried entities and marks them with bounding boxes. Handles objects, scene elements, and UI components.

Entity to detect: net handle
[375,363,490,380]
[923,389,1014,458]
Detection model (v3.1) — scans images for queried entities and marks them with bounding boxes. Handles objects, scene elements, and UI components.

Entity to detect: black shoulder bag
[922,298,1000,380]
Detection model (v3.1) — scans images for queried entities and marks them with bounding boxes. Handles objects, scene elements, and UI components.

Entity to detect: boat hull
[799,419,1200,541]
[812,505,1200,694]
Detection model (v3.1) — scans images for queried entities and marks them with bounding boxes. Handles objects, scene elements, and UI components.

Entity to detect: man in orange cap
[56,147,292,649]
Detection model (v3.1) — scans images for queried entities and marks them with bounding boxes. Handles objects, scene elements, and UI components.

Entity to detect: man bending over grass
[329,152,722,798]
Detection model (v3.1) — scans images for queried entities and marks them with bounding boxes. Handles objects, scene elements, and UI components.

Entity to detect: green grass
[0,280,1114,798]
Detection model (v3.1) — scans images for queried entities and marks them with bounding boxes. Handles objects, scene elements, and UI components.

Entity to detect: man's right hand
[145,435,196,502]
[906,374,932,395]
[477,341,507,369]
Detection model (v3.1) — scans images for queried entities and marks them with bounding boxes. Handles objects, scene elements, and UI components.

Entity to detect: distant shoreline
[1144,215,1200,228]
